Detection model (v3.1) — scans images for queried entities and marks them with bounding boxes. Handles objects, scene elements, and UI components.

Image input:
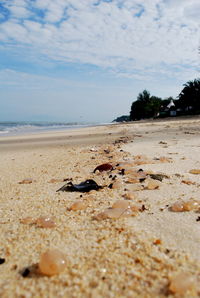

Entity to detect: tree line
[114,78,200,122]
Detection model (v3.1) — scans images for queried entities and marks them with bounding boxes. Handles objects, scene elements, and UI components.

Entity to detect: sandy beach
[0,117,200,297]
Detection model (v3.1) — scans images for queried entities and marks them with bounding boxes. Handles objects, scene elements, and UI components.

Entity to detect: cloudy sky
[0,0,199,123]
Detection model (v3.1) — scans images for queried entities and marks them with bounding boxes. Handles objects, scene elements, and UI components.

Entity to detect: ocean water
[0,121,96,136]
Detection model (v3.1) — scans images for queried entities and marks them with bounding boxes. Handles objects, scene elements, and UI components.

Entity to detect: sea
[0,121,100,137]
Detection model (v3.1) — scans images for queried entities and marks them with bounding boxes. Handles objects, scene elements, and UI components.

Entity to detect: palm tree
[178,79,200,113]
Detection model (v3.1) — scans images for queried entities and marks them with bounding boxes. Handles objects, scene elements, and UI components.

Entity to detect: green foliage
[178,78,200,112]
[128,78,200,121]
[130,90,162,120]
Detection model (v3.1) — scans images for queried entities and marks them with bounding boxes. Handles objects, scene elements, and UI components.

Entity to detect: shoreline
[0,123,125,152]
[1,116,200,151]
[0,122,112,139]
[1,114,200,139]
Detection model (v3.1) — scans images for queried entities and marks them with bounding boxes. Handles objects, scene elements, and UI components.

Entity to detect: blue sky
[0,0,199,123]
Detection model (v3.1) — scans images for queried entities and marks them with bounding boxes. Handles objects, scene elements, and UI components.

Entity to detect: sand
[0,117,200,297]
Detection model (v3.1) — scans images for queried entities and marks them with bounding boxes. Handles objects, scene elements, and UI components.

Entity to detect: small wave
[0,122,97,136]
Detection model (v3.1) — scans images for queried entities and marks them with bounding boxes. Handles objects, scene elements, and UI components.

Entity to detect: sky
[0,0,199,123]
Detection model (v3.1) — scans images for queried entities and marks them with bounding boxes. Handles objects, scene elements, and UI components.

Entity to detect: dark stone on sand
[149,173,169,181]
[93,163,113,173]
[21,268,30,277]
[0,258,5,264]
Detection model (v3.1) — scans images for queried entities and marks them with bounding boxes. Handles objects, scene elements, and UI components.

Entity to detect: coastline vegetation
[113,78,200,122]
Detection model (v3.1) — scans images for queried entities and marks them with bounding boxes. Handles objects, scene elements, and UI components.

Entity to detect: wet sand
[0,118,200,297]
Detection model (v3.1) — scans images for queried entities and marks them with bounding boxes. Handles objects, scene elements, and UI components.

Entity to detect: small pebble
[112,200,131,209]
[189,169,200,175]
[112,201,139,212]
[125,178,140,184]
[181,180,195,185]
[169,272,195,294]
[39,249,66,276]
[171,199,199,212]
[183,200,199,211]
[94,207,134,220]
[68,201,87,211]
[21,268,30,277]
[36,216,56,228]
[171,200,184,212]
[153,239,162,245]
[111,180,123,189]
[122,192,136,200]
[18,178,33,184]
[93,163,113,173]
[145,179,160,190]
[20,217,36,224]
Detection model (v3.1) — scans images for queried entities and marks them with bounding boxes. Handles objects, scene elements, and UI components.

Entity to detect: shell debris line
[1,119,200,297]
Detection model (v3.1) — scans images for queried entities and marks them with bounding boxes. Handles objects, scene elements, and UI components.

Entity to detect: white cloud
[0,0,199,80]
[9,5,30,18]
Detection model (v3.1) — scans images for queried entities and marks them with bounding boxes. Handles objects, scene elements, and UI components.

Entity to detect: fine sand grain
[0,118,200,297]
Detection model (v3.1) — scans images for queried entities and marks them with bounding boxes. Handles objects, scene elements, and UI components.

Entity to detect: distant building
[158,99,177,118]
[167,100,175,109]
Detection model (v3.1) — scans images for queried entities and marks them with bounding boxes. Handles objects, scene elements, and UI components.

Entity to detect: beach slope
[0,118,200,297]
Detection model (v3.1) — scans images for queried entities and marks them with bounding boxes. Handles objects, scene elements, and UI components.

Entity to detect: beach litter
[56,179,102,192]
